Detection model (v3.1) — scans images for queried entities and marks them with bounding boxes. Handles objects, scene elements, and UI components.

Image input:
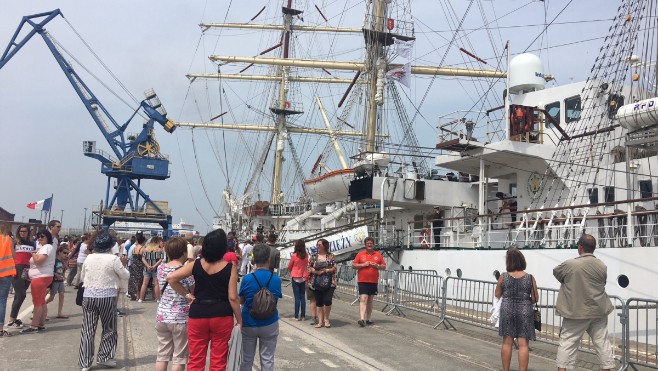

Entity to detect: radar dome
[508,53,545,94]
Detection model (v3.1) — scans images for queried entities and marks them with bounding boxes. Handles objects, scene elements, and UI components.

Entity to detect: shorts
[144,269,157,278]
[358,282,378,296]
[306,285,315,300]
[314,287,335,308]
[155,322,189,364]
[50,281,66,295]
[31,277,53,307]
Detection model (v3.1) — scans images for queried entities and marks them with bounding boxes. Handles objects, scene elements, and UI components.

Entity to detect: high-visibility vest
[0,235,16,278]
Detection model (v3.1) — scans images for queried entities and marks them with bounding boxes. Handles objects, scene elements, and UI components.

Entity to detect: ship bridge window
[639,180,653,198]
[603,186,615,203]
[544,101,560,127]
[587,188,599,204]
[565,95,581,123]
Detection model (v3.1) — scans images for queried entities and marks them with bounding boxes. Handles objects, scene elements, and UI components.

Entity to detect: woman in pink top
[287,239,309,320]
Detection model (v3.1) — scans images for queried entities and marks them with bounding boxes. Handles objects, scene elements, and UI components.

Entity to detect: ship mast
[271,0,296,205]
[365,0,387,153]
[180,1,506,209]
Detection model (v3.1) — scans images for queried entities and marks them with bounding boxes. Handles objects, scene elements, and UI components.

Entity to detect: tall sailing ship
[178,0,658,301]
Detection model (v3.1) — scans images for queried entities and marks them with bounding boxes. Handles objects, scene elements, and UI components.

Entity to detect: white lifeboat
[303,168,354,203]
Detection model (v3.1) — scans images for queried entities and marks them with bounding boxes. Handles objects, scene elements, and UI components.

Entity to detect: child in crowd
[45,244,69,318]
[155,237,194,371]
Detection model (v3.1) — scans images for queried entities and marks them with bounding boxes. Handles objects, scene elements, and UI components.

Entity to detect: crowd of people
[0,220,618,371]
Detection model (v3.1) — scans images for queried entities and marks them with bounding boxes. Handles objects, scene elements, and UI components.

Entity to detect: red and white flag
[26,197,53,211]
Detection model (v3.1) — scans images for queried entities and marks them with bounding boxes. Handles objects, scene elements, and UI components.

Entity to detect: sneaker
[310,317,318,326]
[357,319,366,327]
[37,326,46,331]
[20,327,39,334]
[6,320,23,329]
[116,310,125,317]
[97,359,116,367]
[366,320,374,326]
[0,330,12,337]
[81,368,91,371]
[137,299,143,303]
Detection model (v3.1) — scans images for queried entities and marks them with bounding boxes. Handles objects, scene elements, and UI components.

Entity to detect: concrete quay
[1,283,639,370]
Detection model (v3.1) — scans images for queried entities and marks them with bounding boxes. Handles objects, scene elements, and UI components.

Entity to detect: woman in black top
[168,229,242,371]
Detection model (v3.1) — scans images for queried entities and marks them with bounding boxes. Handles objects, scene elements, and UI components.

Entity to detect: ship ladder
[541,205,561,247]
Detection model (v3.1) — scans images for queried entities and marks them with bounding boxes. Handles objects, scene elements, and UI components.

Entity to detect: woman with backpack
[167,228,242,371]
[238,243,283,371]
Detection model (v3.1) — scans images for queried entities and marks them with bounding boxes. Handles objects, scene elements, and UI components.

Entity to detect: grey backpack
[249,272,277,320]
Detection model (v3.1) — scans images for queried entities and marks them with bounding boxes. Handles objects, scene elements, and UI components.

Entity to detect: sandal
[314,322,325,328]
[324,321,331,328]
[0,330,12,337]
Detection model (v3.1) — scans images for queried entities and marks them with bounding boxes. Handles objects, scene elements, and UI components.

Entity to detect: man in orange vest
[0,225,17,337]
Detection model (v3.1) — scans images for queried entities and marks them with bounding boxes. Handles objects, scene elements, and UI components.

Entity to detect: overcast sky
[0,0,616,234]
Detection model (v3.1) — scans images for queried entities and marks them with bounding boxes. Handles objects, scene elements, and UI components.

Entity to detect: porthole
[445,268,452,277]
[456,269,463,278]
[617,274,629,288]
[493,270,501,280]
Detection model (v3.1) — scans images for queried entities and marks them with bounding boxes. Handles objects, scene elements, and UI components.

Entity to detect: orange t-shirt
[354,250,385,283]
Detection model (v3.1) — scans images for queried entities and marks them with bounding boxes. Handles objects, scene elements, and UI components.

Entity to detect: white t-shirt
[77,242,89,264]
[111,242,120,255]
[28,243,56,278]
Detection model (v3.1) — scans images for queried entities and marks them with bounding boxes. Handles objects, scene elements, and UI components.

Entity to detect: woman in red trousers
[168,228,242,370]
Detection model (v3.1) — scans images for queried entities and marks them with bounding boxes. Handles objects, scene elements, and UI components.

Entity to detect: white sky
[0,0,617,234]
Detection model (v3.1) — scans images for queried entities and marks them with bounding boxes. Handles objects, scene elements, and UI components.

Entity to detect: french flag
[26,197,53,211]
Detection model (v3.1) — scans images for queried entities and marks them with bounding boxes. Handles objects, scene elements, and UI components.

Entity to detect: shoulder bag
[530,274,541,331]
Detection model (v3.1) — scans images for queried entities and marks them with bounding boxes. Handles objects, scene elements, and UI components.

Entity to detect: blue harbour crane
[0,9,177,237]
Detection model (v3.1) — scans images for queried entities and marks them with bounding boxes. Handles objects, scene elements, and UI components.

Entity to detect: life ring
[419,229,431,248]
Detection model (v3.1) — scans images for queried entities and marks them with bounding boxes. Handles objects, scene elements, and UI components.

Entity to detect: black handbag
[531,274,541,331]
[533,304,542,331]
[313,274,331,290]
[75,283,85,306]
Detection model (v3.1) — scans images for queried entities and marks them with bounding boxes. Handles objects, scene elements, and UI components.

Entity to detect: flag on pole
[385,62,411,88]
[26,197,53,211]
[393,37,414,60]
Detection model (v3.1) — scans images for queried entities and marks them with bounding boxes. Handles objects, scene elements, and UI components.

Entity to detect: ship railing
[437,109,509,147]
[406,198,658,249]
[622,298,658,370]
[269,202,313,217]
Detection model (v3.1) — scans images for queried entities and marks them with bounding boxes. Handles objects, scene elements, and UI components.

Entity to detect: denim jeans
[291,280,306,318]
[0,276,13,326]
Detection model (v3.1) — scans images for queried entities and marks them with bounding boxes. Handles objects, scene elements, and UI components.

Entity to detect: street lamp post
[60,209,64,225]
[83,208,88,234]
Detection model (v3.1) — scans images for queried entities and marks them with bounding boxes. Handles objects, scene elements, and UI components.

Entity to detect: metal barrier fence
[623,298,658,370]
[332,268,656,369]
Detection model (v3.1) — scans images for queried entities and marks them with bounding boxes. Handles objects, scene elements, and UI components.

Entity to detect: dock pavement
[2,282,635,370]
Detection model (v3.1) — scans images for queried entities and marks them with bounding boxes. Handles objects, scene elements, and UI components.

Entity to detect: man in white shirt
[240,238,254,275]
[48,220,62,248]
